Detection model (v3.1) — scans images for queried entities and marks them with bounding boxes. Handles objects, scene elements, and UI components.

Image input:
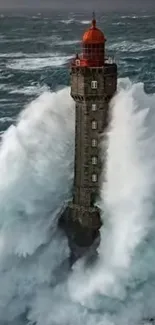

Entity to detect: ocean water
[0,10,155,325]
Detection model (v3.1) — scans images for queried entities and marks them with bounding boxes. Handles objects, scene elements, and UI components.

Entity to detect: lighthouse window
[92,139,97,147]
[92,174,97,182]
[75,59,80,66]
[92,104,97,111]
[92,120,97,129]
[91,81,98,89]
[92,156,97,165]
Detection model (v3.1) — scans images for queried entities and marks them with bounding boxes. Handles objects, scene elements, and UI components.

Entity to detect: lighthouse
[60,14,117,261]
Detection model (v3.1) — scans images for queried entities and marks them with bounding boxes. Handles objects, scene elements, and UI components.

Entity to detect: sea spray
[68,80,155,316]
[0,88,74,322]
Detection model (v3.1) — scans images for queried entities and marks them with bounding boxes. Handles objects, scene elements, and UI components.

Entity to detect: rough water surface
[0,10,155,325]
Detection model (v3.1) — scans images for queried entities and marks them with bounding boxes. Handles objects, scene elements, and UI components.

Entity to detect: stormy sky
[0,0,155,11]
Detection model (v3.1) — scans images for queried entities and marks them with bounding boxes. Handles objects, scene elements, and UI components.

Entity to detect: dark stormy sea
[0,10,155,325]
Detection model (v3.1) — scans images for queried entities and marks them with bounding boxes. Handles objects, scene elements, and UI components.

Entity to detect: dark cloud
[0,0,155,10]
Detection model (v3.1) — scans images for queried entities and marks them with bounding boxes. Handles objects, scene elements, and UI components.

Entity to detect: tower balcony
[70,58,117,100]
[70,54,116,69]
[105,56,116,64]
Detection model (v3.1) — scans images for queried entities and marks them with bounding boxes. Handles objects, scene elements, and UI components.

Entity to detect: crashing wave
[0,80,155,325]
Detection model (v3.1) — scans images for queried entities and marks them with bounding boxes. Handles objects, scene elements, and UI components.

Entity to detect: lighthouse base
[59,204,102,264]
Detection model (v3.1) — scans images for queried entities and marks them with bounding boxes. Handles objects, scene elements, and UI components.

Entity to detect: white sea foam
[61,18,91,25]
[0,52,24,58]
[112,22,126,26]
[79,20,91,24]
[7,55,73,70]
[0,52,64,58]
[0,73,14,80]
[0,35,61,44]
[121,15,154,19]
[57,40,80,46]
[0,82,58,96]
[9,84,50,95]
[60,18,75,24]
[0,117,15,123]
[108,40,155,52]
[0,83,13,91]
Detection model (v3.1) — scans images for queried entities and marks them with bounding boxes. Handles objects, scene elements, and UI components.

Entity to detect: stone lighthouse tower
[61,15,117,260]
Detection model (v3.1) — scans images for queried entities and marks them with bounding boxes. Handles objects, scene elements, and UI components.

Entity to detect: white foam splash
[0,88,75,322]
[0,88,75,257]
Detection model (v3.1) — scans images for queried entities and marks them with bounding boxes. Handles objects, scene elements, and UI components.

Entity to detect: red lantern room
[71,13,106,68]
[82,13,106,65]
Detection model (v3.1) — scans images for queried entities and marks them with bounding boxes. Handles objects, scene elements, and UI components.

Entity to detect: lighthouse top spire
[92,11,96,28]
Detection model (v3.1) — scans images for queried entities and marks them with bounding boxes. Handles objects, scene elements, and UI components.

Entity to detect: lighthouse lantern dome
[82,17,106,44]
[81,14,106,67]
